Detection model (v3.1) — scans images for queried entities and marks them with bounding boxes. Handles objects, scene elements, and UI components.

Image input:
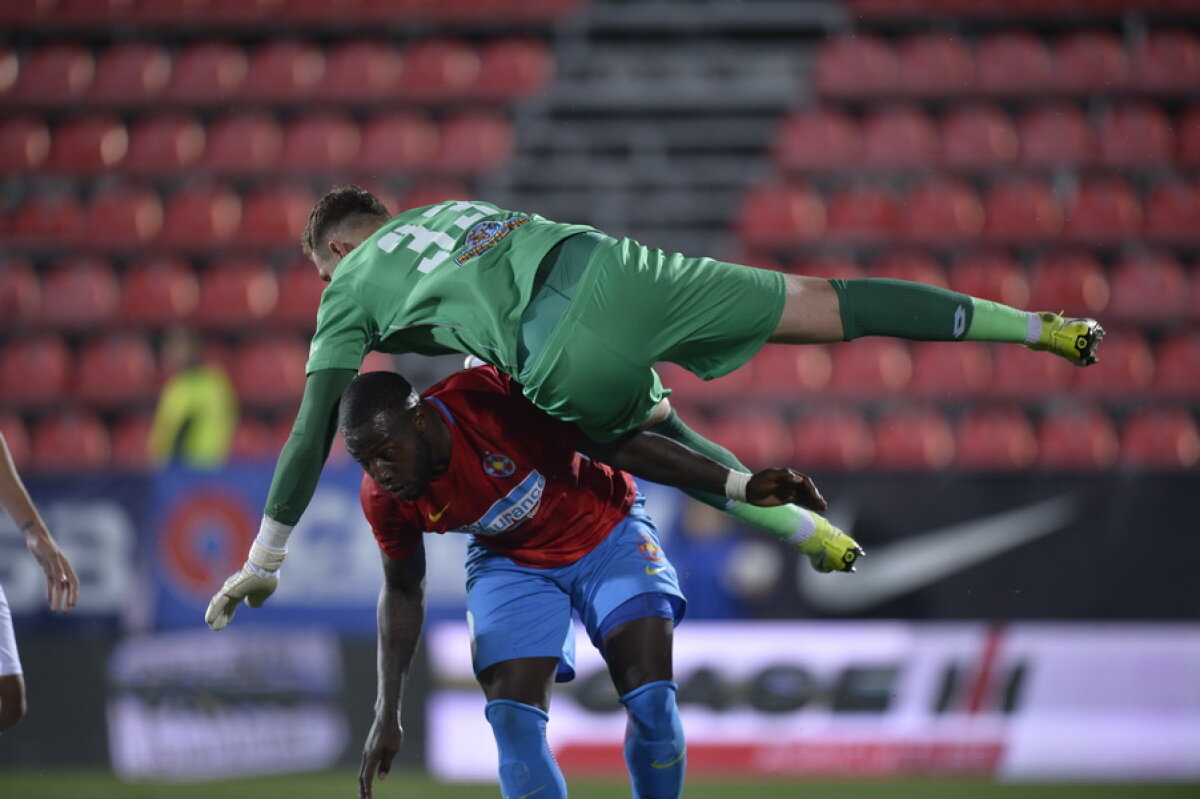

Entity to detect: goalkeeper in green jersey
[206,185,1104,631]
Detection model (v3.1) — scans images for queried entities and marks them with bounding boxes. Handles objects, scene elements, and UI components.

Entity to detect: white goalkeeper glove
[205,524,290,631]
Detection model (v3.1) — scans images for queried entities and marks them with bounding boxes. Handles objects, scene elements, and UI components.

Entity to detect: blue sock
[484,699,568,799]
[620,681,686,799]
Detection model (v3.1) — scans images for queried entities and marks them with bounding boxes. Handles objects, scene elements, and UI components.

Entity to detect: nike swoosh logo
[516,787,546,799]
[651,751,686,769]
[799,496,1076,613]
[427,502,451,522]
[645,565,668,575]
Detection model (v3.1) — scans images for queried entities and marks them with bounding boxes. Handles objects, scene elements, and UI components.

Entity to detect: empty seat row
[734,177,1200,247]
[773,102,1200,171]
[847,0,1199,21]
[816,29,1200,97]
[0,37,551,109]
[0,109,514,176]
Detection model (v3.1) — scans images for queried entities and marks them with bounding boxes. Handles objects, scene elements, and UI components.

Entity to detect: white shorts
[0,585,22,677]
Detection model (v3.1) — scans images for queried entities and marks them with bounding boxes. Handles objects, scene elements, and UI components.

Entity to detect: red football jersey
[360,366,636,567]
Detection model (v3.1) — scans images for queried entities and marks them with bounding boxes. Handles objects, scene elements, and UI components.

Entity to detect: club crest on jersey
[454,215,530,265]
[637,532,664,562]
[482,452,516,477]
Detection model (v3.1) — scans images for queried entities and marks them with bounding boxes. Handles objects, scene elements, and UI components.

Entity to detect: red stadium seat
[1120,407,1200,469]
[207,0,290,26]
[0,258,40,327]
[1177,105,1200,166]
[193,257,279,328]
[124,112,206,175]
[12,43,95,104]
[791,406,874,470]
[814,34,898,97]
[1106,252,1191,322]
[0,412,31,471]
[862,105,939,168]
[908,341,994,399]
[397,180,472,211]
[658,358,757,404]
[110,413,154,471]
[1072,328,1155,399]
[436,112,515,175]
[230,416,282,462]
[869,251,949,287]
[30,410,111,472]
[1144,180,1200,244]
[280,111,361,171]
[201,111,283,175]
[238,182,316,248]
[954,408,1038,470]
[705,410,793,470]
[940,104,1018,169]
[8,192,85,245]
[1133,29,1200,93]
[475,37,554,100]
[164,40,248,104]
[949,251,1030,308]
[1017,104,1095,167]
[240,39,325,103]
[40,255,121,330]
[988,344,1075,400]
[1054,30,1129,93]
[1062,177,1142,244]
[0,45,17,102]
[91,42,172,105]
[83,184,164,249]
[160,183,243,248]
[826,339,912,398]
[119,256,200,326]
[982,177,1063,243]
[733,183,826,247]
[1097,103,1174,168]
[317,38,403,103]
[358,111,440,172]
[1152,331,1200,397]
[46,113,128,173]
[272,261,326,329]
[74,332,159,407]
[0,115,51,172]
[1028,251,1110,316]
[0,334,71,406]
[977,32,1055,95]
[232,335,309,408]
[1036,407,1119,469]
[901,178,985,245]
[790,254,864,281]
[746,343,833,399]
[896,32,975,96]
[772,108,864,172]
[873,405,955,470]
[399,38,481,101]
[825,184,901,242]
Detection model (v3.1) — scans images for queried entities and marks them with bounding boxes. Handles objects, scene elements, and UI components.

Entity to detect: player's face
[345,410,434,501]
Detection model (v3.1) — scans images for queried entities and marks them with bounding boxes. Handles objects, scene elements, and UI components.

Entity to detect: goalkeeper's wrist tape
[248,517,292,574]
[723,470,751,503]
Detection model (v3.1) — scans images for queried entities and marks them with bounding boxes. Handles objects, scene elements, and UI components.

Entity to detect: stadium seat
[0,45,16,101]
[0,412,31,470]
[8,192,85,246]
[91,42,172,105]
[869,251,949,287]
[1133,29,1200,93]
[83,183,164,249]
[790,254,864,281]
[826,338,912,398]
[791,406,874,470]
[1072,328,1155,399]
[193,257,279,328]
[901,178,985,244]
[1035,406,1119,469]
[745,342,833,399]
[163,40,248,104]
[230,415,284,462]
[658,357,757,405]
[1119,407,1200,469]
[397,180,472,211]
[201,111,283,175]
[475,37,554,99]
[949,251,1030,308]
[862,105,939,168]
[1017,104,1095,167]
[46,113,128,173]
[705,410,794,470]
[272,261,326,329]
[954,407,1038,470]
[772,108,864,173]
[988,344,1075,400]
[733,183,826,248]
[119,255,200,326]
[357,111,440,172]
[207,0,291,26]
[40,255,121,330]
[240,38,325,103]
[940,104,1018,169]
[1144,180,1200,244]
[74,332,159,407]
[1028,250,1110,316]
[982,177,1063,243]
[0,114,51,172]
[123,112,206,175]
[908,341,994,399]
[231,335,309,408]
[0,257,40,327]
[1097,103,1174,168]
[873,405,955,469]
[896,32,976,96]
[825,184,901,242]
[160,183,243,248]
[1054,30,1129,93]
[436,112,515,175]
[29,410,111,472]
[317,38,403,102]
[11,43,95,104]
[110,413,154,471]
[1152,331,1200,397]
[1106,252,1191,322]
[1177,105,1200,166]
[237,182,316,248]
[813,34,899,97]
[977,32,1055,95]
[1062,177,1141,244]
[0,334,71,406]
[280,111,361,171]
[398,37,481,101]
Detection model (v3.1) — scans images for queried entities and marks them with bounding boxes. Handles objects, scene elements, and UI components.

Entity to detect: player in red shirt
[344,366,827,799]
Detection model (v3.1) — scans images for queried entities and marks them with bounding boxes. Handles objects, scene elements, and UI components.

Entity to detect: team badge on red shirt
[482,452,516,477]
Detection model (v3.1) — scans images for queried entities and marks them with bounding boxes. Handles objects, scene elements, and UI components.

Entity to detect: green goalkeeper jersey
[306,200,593,376]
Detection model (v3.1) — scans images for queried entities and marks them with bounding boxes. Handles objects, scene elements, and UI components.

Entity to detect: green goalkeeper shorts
[519,234,786,442]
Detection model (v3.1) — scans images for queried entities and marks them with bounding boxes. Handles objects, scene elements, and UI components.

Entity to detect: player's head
[339,370,433,501]
[301,185,391,282]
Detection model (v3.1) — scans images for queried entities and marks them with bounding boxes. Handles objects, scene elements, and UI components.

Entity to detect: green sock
[829,279,1033,344]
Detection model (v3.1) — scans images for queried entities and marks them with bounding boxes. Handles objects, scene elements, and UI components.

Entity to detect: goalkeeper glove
[205,536,288,631]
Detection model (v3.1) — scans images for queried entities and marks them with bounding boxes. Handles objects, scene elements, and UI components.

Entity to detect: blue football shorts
[464,496,686,683]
